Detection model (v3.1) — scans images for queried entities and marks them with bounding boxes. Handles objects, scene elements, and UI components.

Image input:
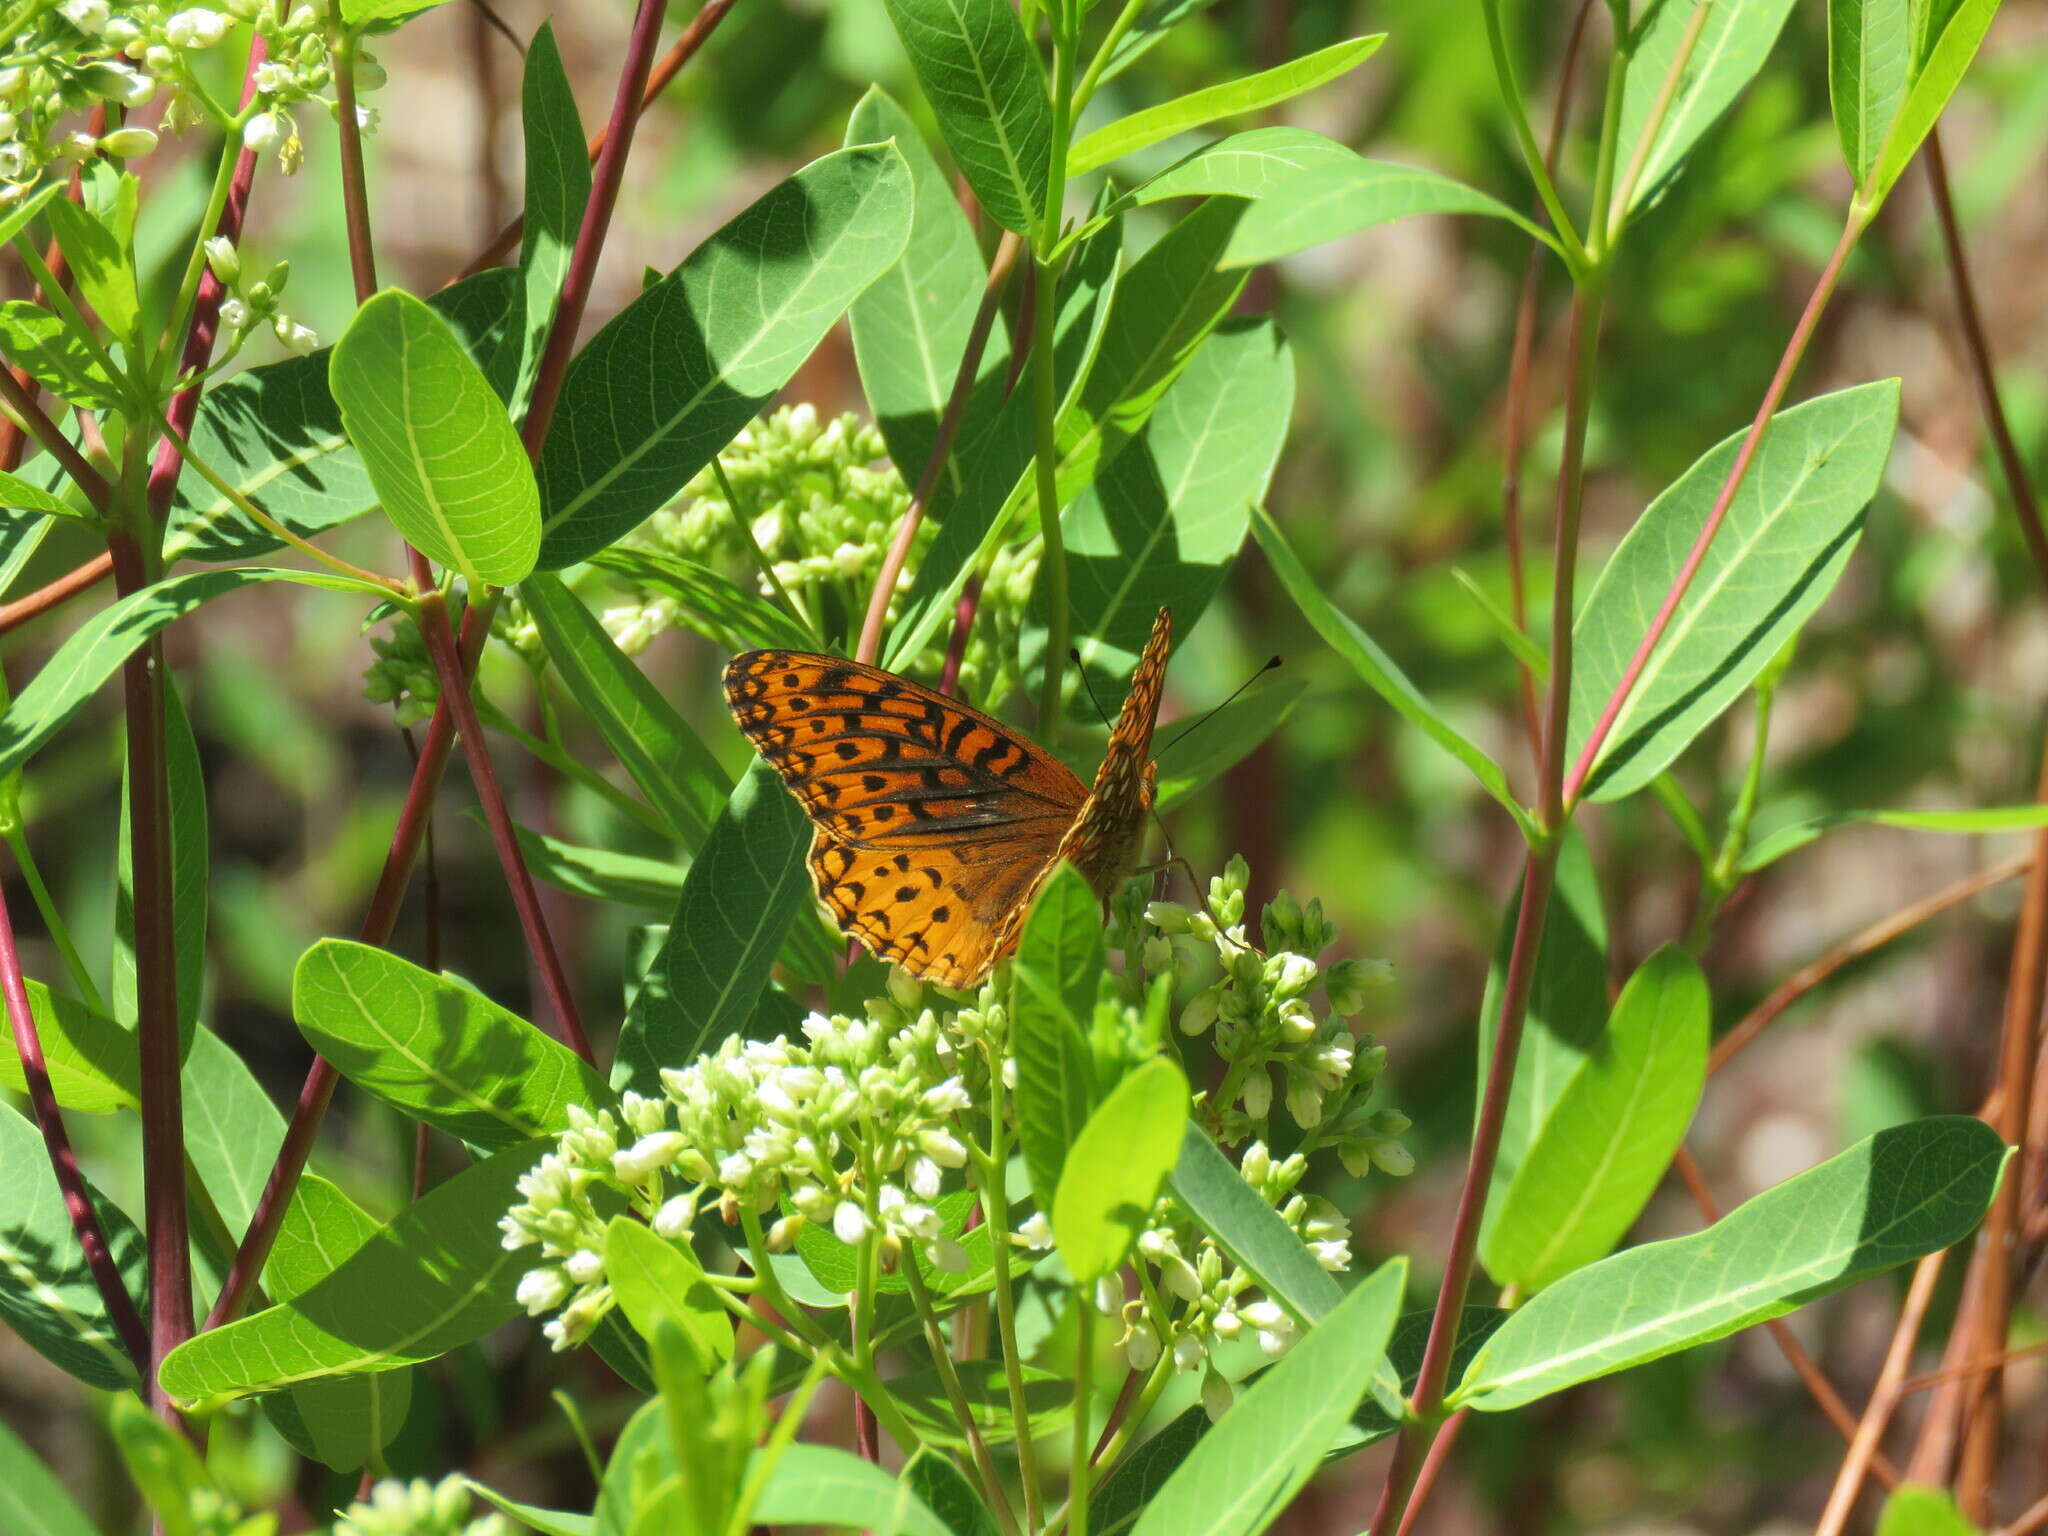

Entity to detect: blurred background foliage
[5,0,2048,1529]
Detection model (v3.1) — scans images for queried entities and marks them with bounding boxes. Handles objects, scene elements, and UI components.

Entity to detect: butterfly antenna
[1161,655,1282,754]
[1070,647,1116,729]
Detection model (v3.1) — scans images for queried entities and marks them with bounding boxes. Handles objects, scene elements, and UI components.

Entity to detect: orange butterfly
[724,607,1174,989]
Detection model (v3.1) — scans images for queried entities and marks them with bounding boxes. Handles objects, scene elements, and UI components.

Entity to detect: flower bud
[98,127,158,158]
[563,1249,603,1285]
[1261,890,1302,950]
[1125,1319,1161,1371]
[274,317,318,355]
[833,1200,869,1246]
[1178,990,1219,1037]
[1239,1067,1272,1120]
[1284,1075,1324,1128]
[653,1193,697,1239]
[243,110,284,151]
[1145,900,1192,934]
[59,0,110,33]
[1172,1332,1206,1371]
[165,9,229,48]
[1201,1368,1233,1422]
[515,1267,569,1314]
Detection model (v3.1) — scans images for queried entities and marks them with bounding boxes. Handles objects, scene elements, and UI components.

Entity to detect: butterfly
[723,607,1174,989]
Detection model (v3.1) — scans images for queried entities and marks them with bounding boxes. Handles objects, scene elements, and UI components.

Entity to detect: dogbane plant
[0,0,2033,1531]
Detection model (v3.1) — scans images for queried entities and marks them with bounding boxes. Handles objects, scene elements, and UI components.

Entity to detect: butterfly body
[724,607,1173,988]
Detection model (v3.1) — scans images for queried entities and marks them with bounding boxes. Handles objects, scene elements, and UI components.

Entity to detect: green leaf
[891,1361,1073,1448]
[1865,0,2002,203]
[113,677,206,1052]
[0,468,85,519]
[0,566,380,782]
[158,1139,550,1405]
[292,938,612,1147]
[1099,0,1217,83]
[1011,864,1104,1208]
[163,269,521,563]
[536,145,912,568]
[277,1349,415,1474]
[1090,1406,1210,1535]
[0,300,121,408]
[1456,1116,2008,1412]
[1476,829,1608,1245]
[0,1101,144,1389]
[603,1217,735,1368]
[108,1397,216,1536]
[879,0,1051,238]
[902,1449,1000,1536]
[1128,126,1358,206]
[749,1443,955,1536]
[43,194,139,342]
[1166,1125,1342,1327]
[1130,1257,1406,1536]
[1252,504,1531,834]
[587,546,816,652]
[1064,319,1290,694]
[0,979,138,1112]
[330,287,542,587]
[1220,157,1557,268]
[0,1419,96,1536]
[342,0,449,21]
[1830,0,1913,189]
[466,1482,596,1536]
[516,22,589,417]
[0,512,52,596]
[1152,672,1304,813]
[612,761,817,1097]
[1616,0,1799,214]
[1055,1056,1190,1283]
[847,87,1011,516]
[1568,380,1901,802]
[491,816,684,908]
[1483,945,1709,1292]
[1068,36,1383,178]
[523,571,728,847]
[1742,802,2048,873]
[1877,1484,1984,1535]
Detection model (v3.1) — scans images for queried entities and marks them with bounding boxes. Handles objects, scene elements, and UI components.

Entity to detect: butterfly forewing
[722,606,1175,989]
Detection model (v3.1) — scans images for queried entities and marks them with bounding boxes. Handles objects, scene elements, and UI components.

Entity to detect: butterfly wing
[1055,606,1174,893]
[724,651,1088,987]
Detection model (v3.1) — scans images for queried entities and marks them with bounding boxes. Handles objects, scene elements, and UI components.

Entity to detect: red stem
[521,0,674,458]
[1562,209,1866,807]
[416,593,592,1060]
[940,575,981,696]
[0,846,150,1372]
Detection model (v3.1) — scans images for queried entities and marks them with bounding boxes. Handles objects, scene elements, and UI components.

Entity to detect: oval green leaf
[1013,863,1105,1208]
[1166,1124,1342,1327]
[1054,1056,1190,1284]
[1878,1484,1983,1536]
[1484,945,1710,1293]
[604,1216,735,1369]
[0,1419,96,1536]
[293,937,611,1147]
[1456,1116,2007,1413]
[749,1443,955,1536]
[1568,379,1901,804]
[1220,157,1557,269]
[330,287,540,587]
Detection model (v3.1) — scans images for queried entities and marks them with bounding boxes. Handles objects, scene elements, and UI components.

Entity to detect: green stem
[1070,0,1146,119]
[1583,24,1632,263]
[711,455,815,640]
[1030,253,1070,742]
[738,1203,834,1353]
[981,1062,1045,1529]
[1040,1355,1176,1536]
[156,126,246,396]
[4,828,103,1012]
[1071,1293,1096,1536]
[904,1263,1023,1536]
[1478,0,1589,275]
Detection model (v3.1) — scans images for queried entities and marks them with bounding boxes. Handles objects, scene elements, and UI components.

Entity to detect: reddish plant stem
[940,575,981,696]
[855,230,1021,665]
[1499,0,1597,764]
[416,592,592,1060]
[1813,1248,1948,1536]
[105,526,192,1419]
[459,0,737,281]
[0,552,115,636]
[521,0,674,457]
[0,849,150,1372]
[1563,209,1867,808]
[1901,1338,2048,1395]
[1670,1146,1900,1485]
[1392,1408,1469,1536]
[0,365,114,510]
[1708,853,2029,1075]
[2003,1492,2048,1536]
[146,43,265,517]
[329,15,378,301]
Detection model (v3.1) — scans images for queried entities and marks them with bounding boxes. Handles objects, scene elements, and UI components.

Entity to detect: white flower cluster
[332,1477,510,1536]
[201,235,316,358]
[0,1,378,201]
[1082,1141,1350,1421]
[501,1002,987,1349]
[1131,858,1412,1179]
[604,403,1030,703]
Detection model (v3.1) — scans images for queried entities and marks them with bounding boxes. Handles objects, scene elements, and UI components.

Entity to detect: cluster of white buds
[502,1002,988,1349]
[603,404,1027,702]
[1095,1141,1351,1422]
[0,2,378,199]
[333,1477,511,1536]
[1127,858,1411,1178]
[202,235,316,359]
